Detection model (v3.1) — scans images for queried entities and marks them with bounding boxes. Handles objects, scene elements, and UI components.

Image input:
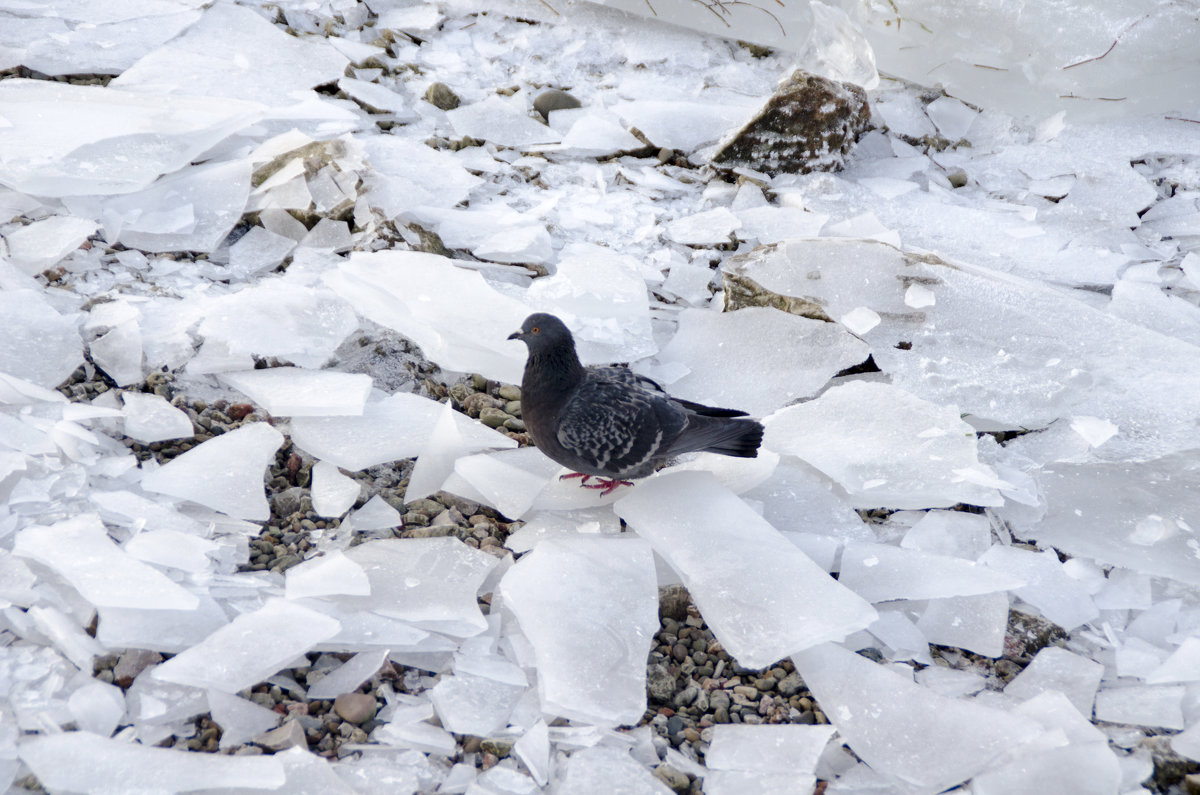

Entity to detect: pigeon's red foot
[559,472,593,485]
[582,477,634,496]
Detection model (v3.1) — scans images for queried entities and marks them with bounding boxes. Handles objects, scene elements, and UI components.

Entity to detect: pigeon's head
[507,313,574,351]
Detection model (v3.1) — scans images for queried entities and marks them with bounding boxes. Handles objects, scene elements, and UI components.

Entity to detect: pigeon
[507,312,764,495]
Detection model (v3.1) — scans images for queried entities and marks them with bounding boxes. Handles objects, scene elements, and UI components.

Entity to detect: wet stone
[533,89,582,120]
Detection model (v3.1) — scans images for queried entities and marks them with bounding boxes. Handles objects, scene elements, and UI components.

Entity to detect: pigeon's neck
[527,342,585,394]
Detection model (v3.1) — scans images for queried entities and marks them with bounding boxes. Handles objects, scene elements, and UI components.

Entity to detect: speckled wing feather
[555,374,687,477]
[592,366,749,417]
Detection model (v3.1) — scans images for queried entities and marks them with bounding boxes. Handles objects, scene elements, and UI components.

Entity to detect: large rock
[711,70,869,175]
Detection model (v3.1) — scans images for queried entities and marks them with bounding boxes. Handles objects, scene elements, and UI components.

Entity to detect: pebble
[497,384,521,401]
[113,649,162,688]
[653,764,690,793]
[256,720,308,751]
[777,672,804,696]
[333,693,378,724]
[647,663,675,702]
[481,737,514,757]
[424,82,460,110]
[478,407,510,428]
[533,89,581,120]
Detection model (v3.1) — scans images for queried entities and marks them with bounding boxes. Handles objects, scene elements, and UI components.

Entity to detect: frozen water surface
[220,368,373,418]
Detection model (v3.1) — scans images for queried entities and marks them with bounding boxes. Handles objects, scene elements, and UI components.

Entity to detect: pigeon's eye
[531,326,540,333]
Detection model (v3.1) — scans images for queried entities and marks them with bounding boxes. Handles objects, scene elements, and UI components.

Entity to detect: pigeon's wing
[592,366,748,417]
[556,376,686,475]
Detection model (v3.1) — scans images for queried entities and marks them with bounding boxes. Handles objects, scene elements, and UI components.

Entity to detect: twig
[1166,116,1200,125]
[1062,12,1151,70]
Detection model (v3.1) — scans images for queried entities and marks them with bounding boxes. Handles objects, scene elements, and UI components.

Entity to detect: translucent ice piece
[407,400,517,501]
[794,642,1042,791]
[706,724,835,773]
[556,746,672,795]
[1003,646,1104,714]
[839,542,1024,602]
[473,224,553,265]
[0,289,83,389]
[285,551,371,600]
[979,547,1098,631]
[1093,684,1185,730]
[112,3,348,105]
[971,742,1121,795]
[348,495,402,531]
[900,510,992,560]
[666,207,741,245]
[362,136,482,217]
[68,681,125,737]
[307,648,390,700]
[97,592,229,653]
[764,381,1003,509]
[14,514,198,610]
[1147,638,1200,684]
[446,95,561,149]
[141,422,284,520]
[428,671,524,735]
[453,447,560,520]
[2,215,97,275]
[153,599,340,693]
[18,731,285,792]
[91,320,144,387]
[916,593,1010,658]
[337,538,497,637]
[611,100,756,152]
[228,225,296,278]
[120,392,193,444]
[125,529,218,574]
[310,461,362,518]
[655,307,868,417]
[615,472,876,668]
[500,537,657,726]
[207,689,281,750]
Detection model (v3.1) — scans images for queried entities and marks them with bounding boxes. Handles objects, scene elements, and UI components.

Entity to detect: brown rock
[711,70,869,176]
[113,650,163,688]
[227,403,254,420]
[333,693,378,724]
[256,719,308,751]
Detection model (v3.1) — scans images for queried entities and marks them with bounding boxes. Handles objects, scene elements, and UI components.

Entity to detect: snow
[1,0,1199,789]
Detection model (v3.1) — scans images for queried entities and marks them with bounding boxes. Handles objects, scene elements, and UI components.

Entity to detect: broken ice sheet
[764,381,1003,509]
[197,281,358,370]
[111,3,348,105]
[308,648,390,700]
[310,461,362,518]
[97,591,228,653]
[611,100,757,152]
[616,472,876,668]
[0,289,83,389]
[500,536,657,726]
[291,391,516,473]
[556,745,672,795]
[2,215,97,275]
[1003,646,1104,715]
[665,207,741,245]
[0,78,261,197]
[362,136,482,217]
[285,551,371,599]
[706,724,836,773]
[1093,684,1185,730]
[153,599,340,693]
[207,689,281,749]
[654,307,868,417]
[446,95,561,148]
[125,529,218,574]
[334,538,497,637]
[347,495,403,532]
[90,320,144,387]
[794,642,1042,792]
[324,250,531,383]
[14,513,198,611]
[19,731,285,793]
[503,508,623,554]
[141,422,283,521]
[429,670,525,736]
[452,447,561,520]
[220,368,372,418]
[120,391,193,444]
[839,542,1024,603]
[901,510,992,560]
[979,546,1098,631]
[227,225,296,278]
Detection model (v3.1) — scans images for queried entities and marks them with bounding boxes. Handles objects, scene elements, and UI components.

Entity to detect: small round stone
[334,693,378,724]
[533,89,582,120]
[424,82,461,110]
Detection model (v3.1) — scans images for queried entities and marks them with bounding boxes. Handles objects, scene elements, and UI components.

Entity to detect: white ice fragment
[514,720,550,787]
[112,3,348,105]
[706,724,835,773]
[1094,568,1152,610]
[1069,415,1119,447]
[407,400,516,501]
[228,226,296,278]
[734,206,829,244]
[656,307,869,417]
[90,321,144,387]
[979,547,1098,631]
[839,306,881,335]
[665,207,741,245]
[1004,646,1104,714]
[1094,684,1185,730]
[14,514,198,611]
[97,593,229,653]
[286,551,371,600]
[338,538,497,637]
[446,96,560,148]
[377,5,443,33]
[141,423,284,520]
[1173,721,1200,762]
[550,111,644,156]
[971,743,1121,795]
[301,218,353,252]
[557,746,673,795]
[307,648,390,700]
[348,495,402,532]
[362,137,482,216]
[453,447,558,520]
[30,605,106,671]
[125,530,218,574]
[206,356,358,415]
[311,461,362,518]
[915,593,1010,658]
[823,212,900,246]
[616,472,876,668]
[925,97,977,141]
[901,510,991,559]
[473,224,553,265]
[612,100,755,152]
[904,283,936,309]
[794,643,1042,792]
[660,261,714,305]
[858,177,919,199]
[2,215,97,274]
[198,282,358,370]
[68,682,125,738]
[153,599,340,693]
[1146,638,1200,684]
[324,251,531,383]
[120,392,194,444]
[207,690,281,749]
[0,289,83,389]
[764,381,1002,509]
[429,671,524,736]
[500,537,657,726]
[19,732,285,792]
[339,77,413,116]
[839,543,1024,602]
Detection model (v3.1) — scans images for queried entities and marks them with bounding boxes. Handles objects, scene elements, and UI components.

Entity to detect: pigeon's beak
[507,330,523,341]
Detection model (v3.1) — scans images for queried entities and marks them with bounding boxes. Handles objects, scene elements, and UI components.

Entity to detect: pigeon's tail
[671,415,764,459]
[672,397,749,418]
